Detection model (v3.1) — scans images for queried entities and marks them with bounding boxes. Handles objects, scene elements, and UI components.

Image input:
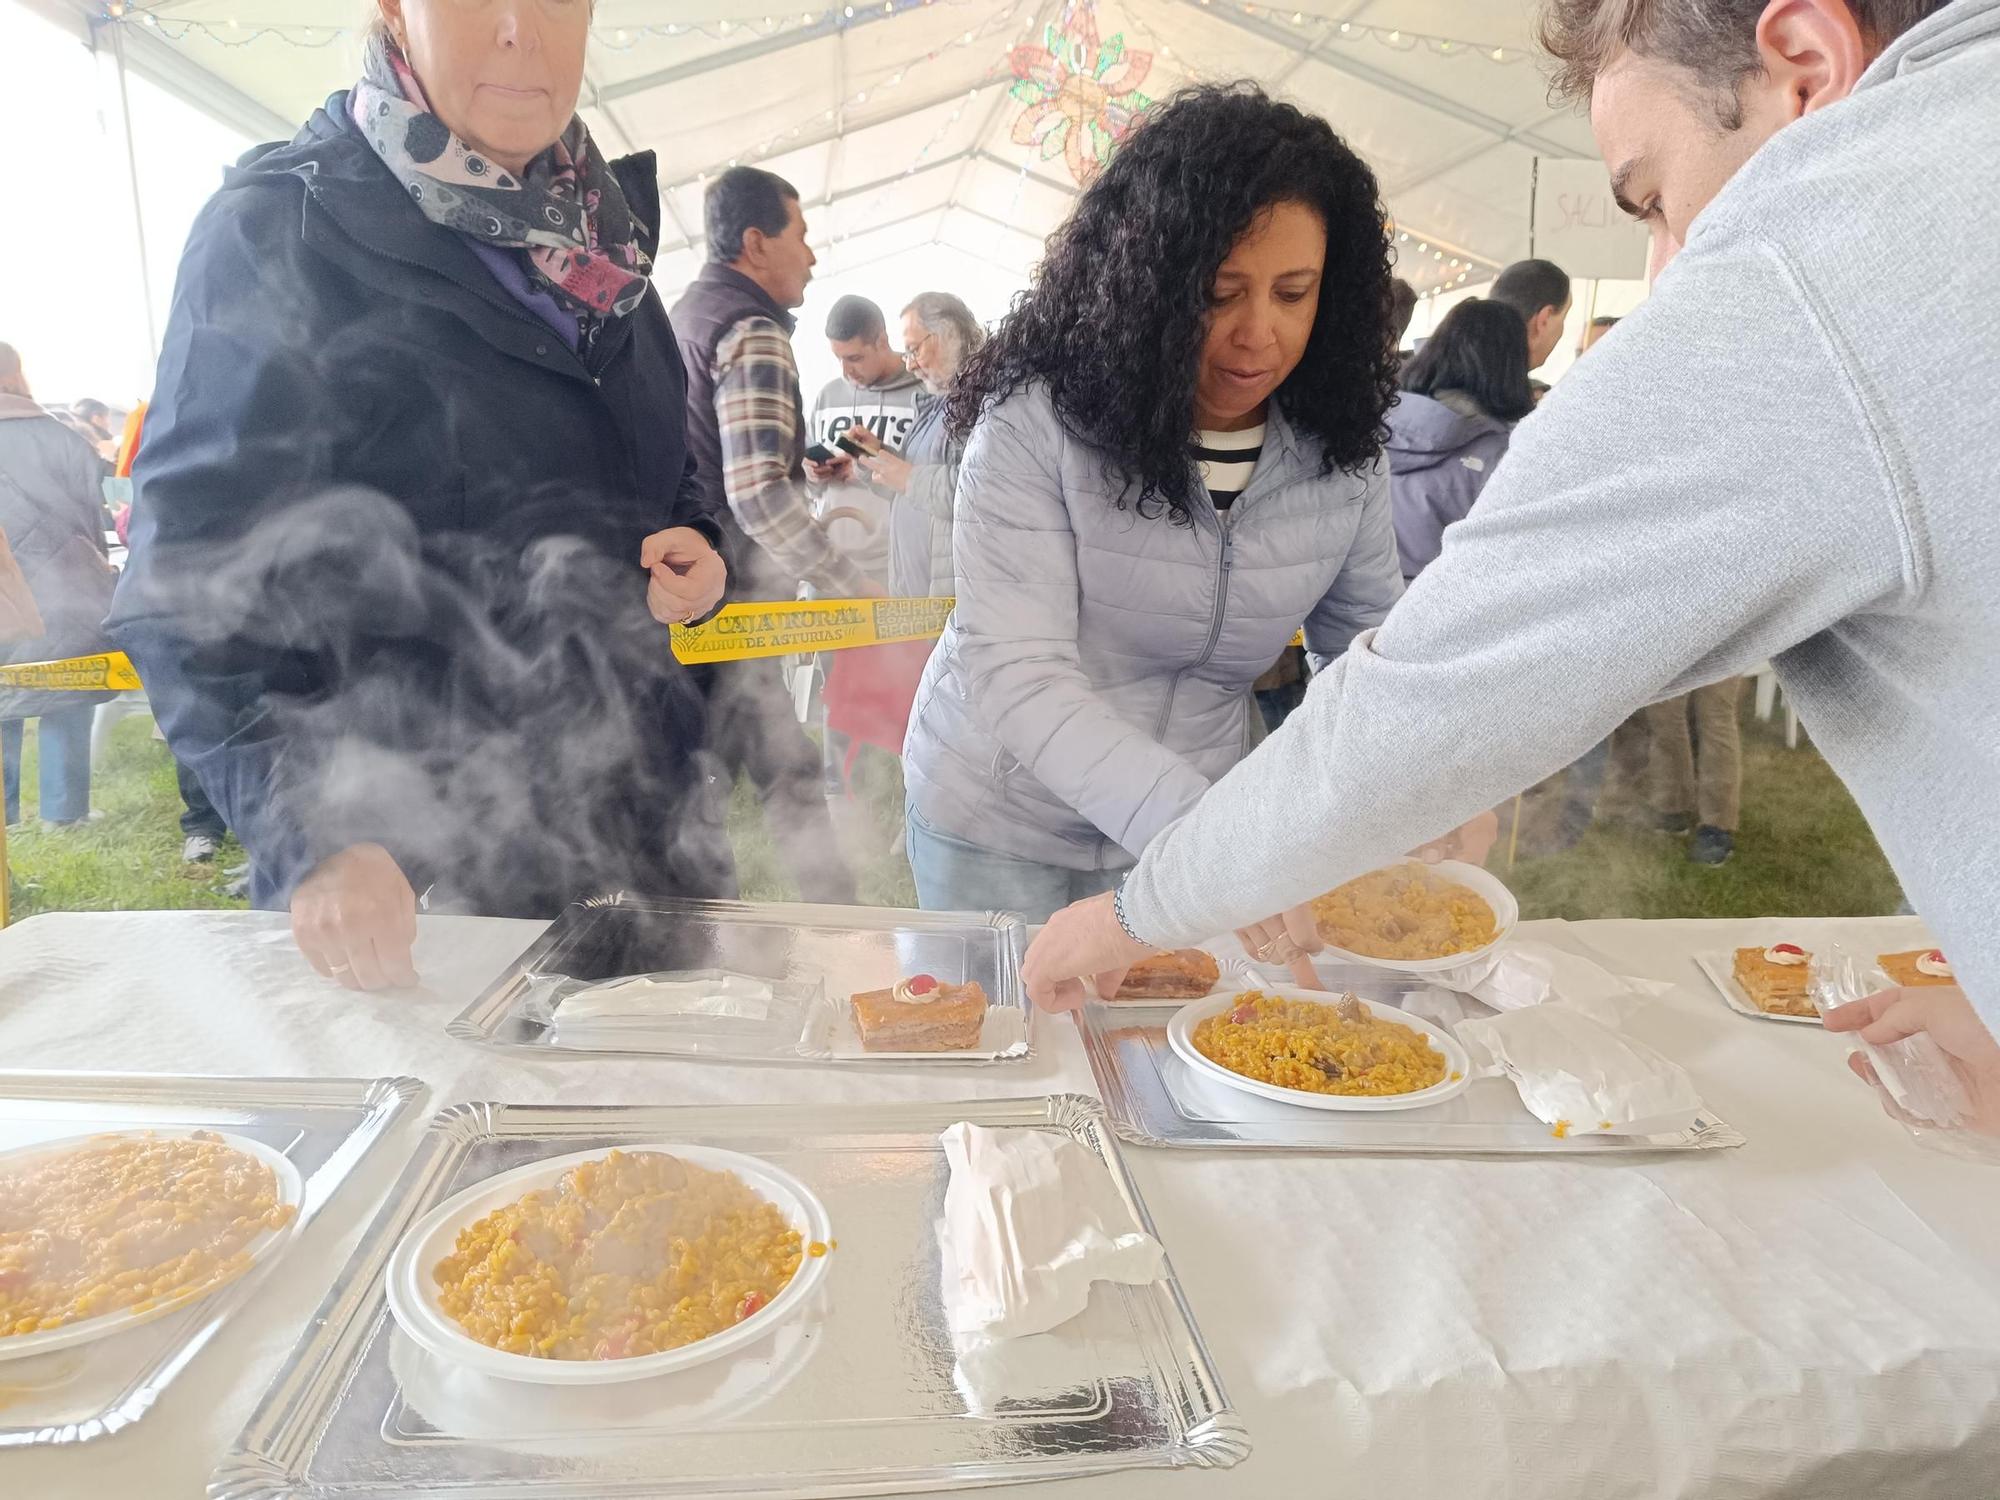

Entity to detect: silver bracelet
[1112,883,1146,946]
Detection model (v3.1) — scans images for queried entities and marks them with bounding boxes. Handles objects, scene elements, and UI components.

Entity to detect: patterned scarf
[349,31,650,319]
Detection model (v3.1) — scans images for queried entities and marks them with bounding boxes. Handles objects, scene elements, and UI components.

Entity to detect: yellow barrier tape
[0,651,142,693]
[668,597,1304,664]
[670,596,956,664]
[4,605,1303,684]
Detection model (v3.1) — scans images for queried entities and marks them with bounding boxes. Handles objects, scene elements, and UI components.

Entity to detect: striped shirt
[713,316,877,598]
[1191,423,1266,510]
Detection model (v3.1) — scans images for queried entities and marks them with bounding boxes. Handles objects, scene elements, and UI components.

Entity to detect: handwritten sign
[1530,157,1649,281]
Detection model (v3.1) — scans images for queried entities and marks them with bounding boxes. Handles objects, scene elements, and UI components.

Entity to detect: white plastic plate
[385,1144,833,1387]
[0,1127,303,1363]
[1692,951,1821,1026]
[1306,860,1519,981]
[1167,985,1474,1113]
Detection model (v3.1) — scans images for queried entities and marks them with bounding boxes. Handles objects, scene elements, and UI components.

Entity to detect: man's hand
[805,453,855,484]
[1824,985,2000,1136]
[1411,808,1501,867]
[1236,901,1326,989]
[641,526,727,625]
[291,843,419,991]
[861,452,913,494]
[1021,890,1152,1013]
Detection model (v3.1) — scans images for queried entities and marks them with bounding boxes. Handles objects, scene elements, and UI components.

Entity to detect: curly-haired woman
[900,84,1405,921]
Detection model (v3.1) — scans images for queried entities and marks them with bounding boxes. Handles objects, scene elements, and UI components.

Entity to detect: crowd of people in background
[1,0,1989,1115]
[0,65,1752,902]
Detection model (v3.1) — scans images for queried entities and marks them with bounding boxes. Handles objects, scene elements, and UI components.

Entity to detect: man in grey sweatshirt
[805,295,925,587]
[1023,0,2000,1087]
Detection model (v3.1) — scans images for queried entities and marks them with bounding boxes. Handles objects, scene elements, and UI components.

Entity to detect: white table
[3,909,1998,1500]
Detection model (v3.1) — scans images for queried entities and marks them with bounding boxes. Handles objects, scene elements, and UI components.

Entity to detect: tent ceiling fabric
[65,0,1604,289]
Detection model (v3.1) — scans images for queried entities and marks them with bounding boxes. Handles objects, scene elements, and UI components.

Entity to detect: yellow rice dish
[0,1131,296,1339]
[1312,865,1498,960]
[1192,992,1450,1097]
[432,1149,806,1361]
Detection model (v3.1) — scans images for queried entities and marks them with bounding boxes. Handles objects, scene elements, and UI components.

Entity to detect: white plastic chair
[1751,663,1800,749]
[90,691,152,768]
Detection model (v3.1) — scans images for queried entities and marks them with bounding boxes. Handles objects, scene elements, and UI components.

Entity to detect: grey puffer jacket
[889,396,961,598]
[0,395,115,720]
[1384,389,1513,580]
[902,382,1402,871]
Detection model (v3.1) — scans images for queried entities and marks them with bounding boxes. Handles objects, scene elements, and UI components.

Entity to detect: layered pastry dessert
[850,974,988,1051]
[1877,948,1956,988]
[1113,949,1221,1000]
[1731,942,1815,1016]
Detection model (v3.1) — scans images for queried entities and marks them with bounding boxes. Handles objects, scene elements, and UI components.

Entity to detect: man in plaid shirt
[671,168,875,903]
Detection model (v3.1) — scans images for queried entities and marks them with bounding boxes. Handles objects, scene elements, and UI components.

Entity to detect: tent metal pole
[110,24,162,365]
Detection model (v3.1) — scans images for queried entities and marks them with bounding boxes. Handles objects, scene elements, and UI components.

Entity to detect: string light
[702,0,1025,182]
[112,0,1513,276]
[105,1,1527,66]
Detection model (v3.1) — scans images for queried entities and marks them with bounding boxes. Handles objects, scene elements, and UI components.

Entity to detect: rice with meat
[1,1131,295,1338]
[432,1149,806,1360]
[1313,865,1498,960]
[1192,992,1449,1097]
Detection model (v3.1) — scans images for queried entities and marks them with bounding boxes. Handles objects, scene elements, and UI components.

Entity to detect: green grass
[4,703,1898,925]
[1504,715,1904,920]
[728,741,919,908]
[5,715,246,917]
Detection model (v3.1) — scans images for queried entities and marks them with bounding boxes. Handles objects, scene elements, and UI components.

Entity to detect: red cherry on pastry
[1770,943,1805,956]
[907,974,938,995]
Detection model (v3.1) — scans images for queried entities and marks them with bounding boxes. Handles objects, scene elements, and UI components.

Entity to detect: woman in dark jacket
[1385,297,1536,579]
[0,343,114,826]
[110,2,731,990]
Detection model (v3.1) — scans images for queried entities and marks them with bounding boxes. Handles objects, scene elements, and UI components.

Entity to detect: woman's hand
[805,453,855,484]
[1021,890,1152,1012]
[291,843,419,991]
[860,452,913,494]
[1824,984,2000,1136]
[1410,808,1501,867]
[641,526,726,626]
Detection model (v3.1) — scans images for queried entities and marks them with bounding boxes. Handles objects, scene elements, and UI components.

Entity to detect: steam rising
[121,484,739,916]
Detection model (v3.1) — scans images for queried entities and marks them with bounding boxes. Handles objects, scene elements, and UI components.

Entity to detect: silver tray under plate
[0,1070,426,1446]
[1076,977,1746,1154]
[212,1093,1245,1499]
[447,895,1033,1064]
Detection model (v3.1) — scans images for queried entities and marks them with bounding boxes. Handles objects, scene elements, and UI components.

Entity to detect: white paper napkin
[939,1122,1165,1339]
[1452,940,1670,1024]
[1457,1004,1704,1136]
[550,972,775,1023]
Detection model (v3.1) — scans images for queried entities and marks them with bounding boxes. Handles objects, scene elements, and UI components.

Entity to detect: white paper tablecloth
[2,909,1998,1500]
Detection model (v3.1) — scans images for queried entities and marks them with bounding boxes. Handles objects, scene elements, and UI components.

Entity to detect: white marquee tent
[14,0,1647,396]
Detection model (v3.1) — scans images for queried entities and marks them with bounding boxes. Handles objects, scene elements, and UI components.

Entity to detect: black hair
[704,166,798,264]
[945,82,1396,526]
[1589,314,1620,329]
[825,295,886,343]
[1399,298,1537,423]
[1389,278,1419,344]
[1489,258,1572,322]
